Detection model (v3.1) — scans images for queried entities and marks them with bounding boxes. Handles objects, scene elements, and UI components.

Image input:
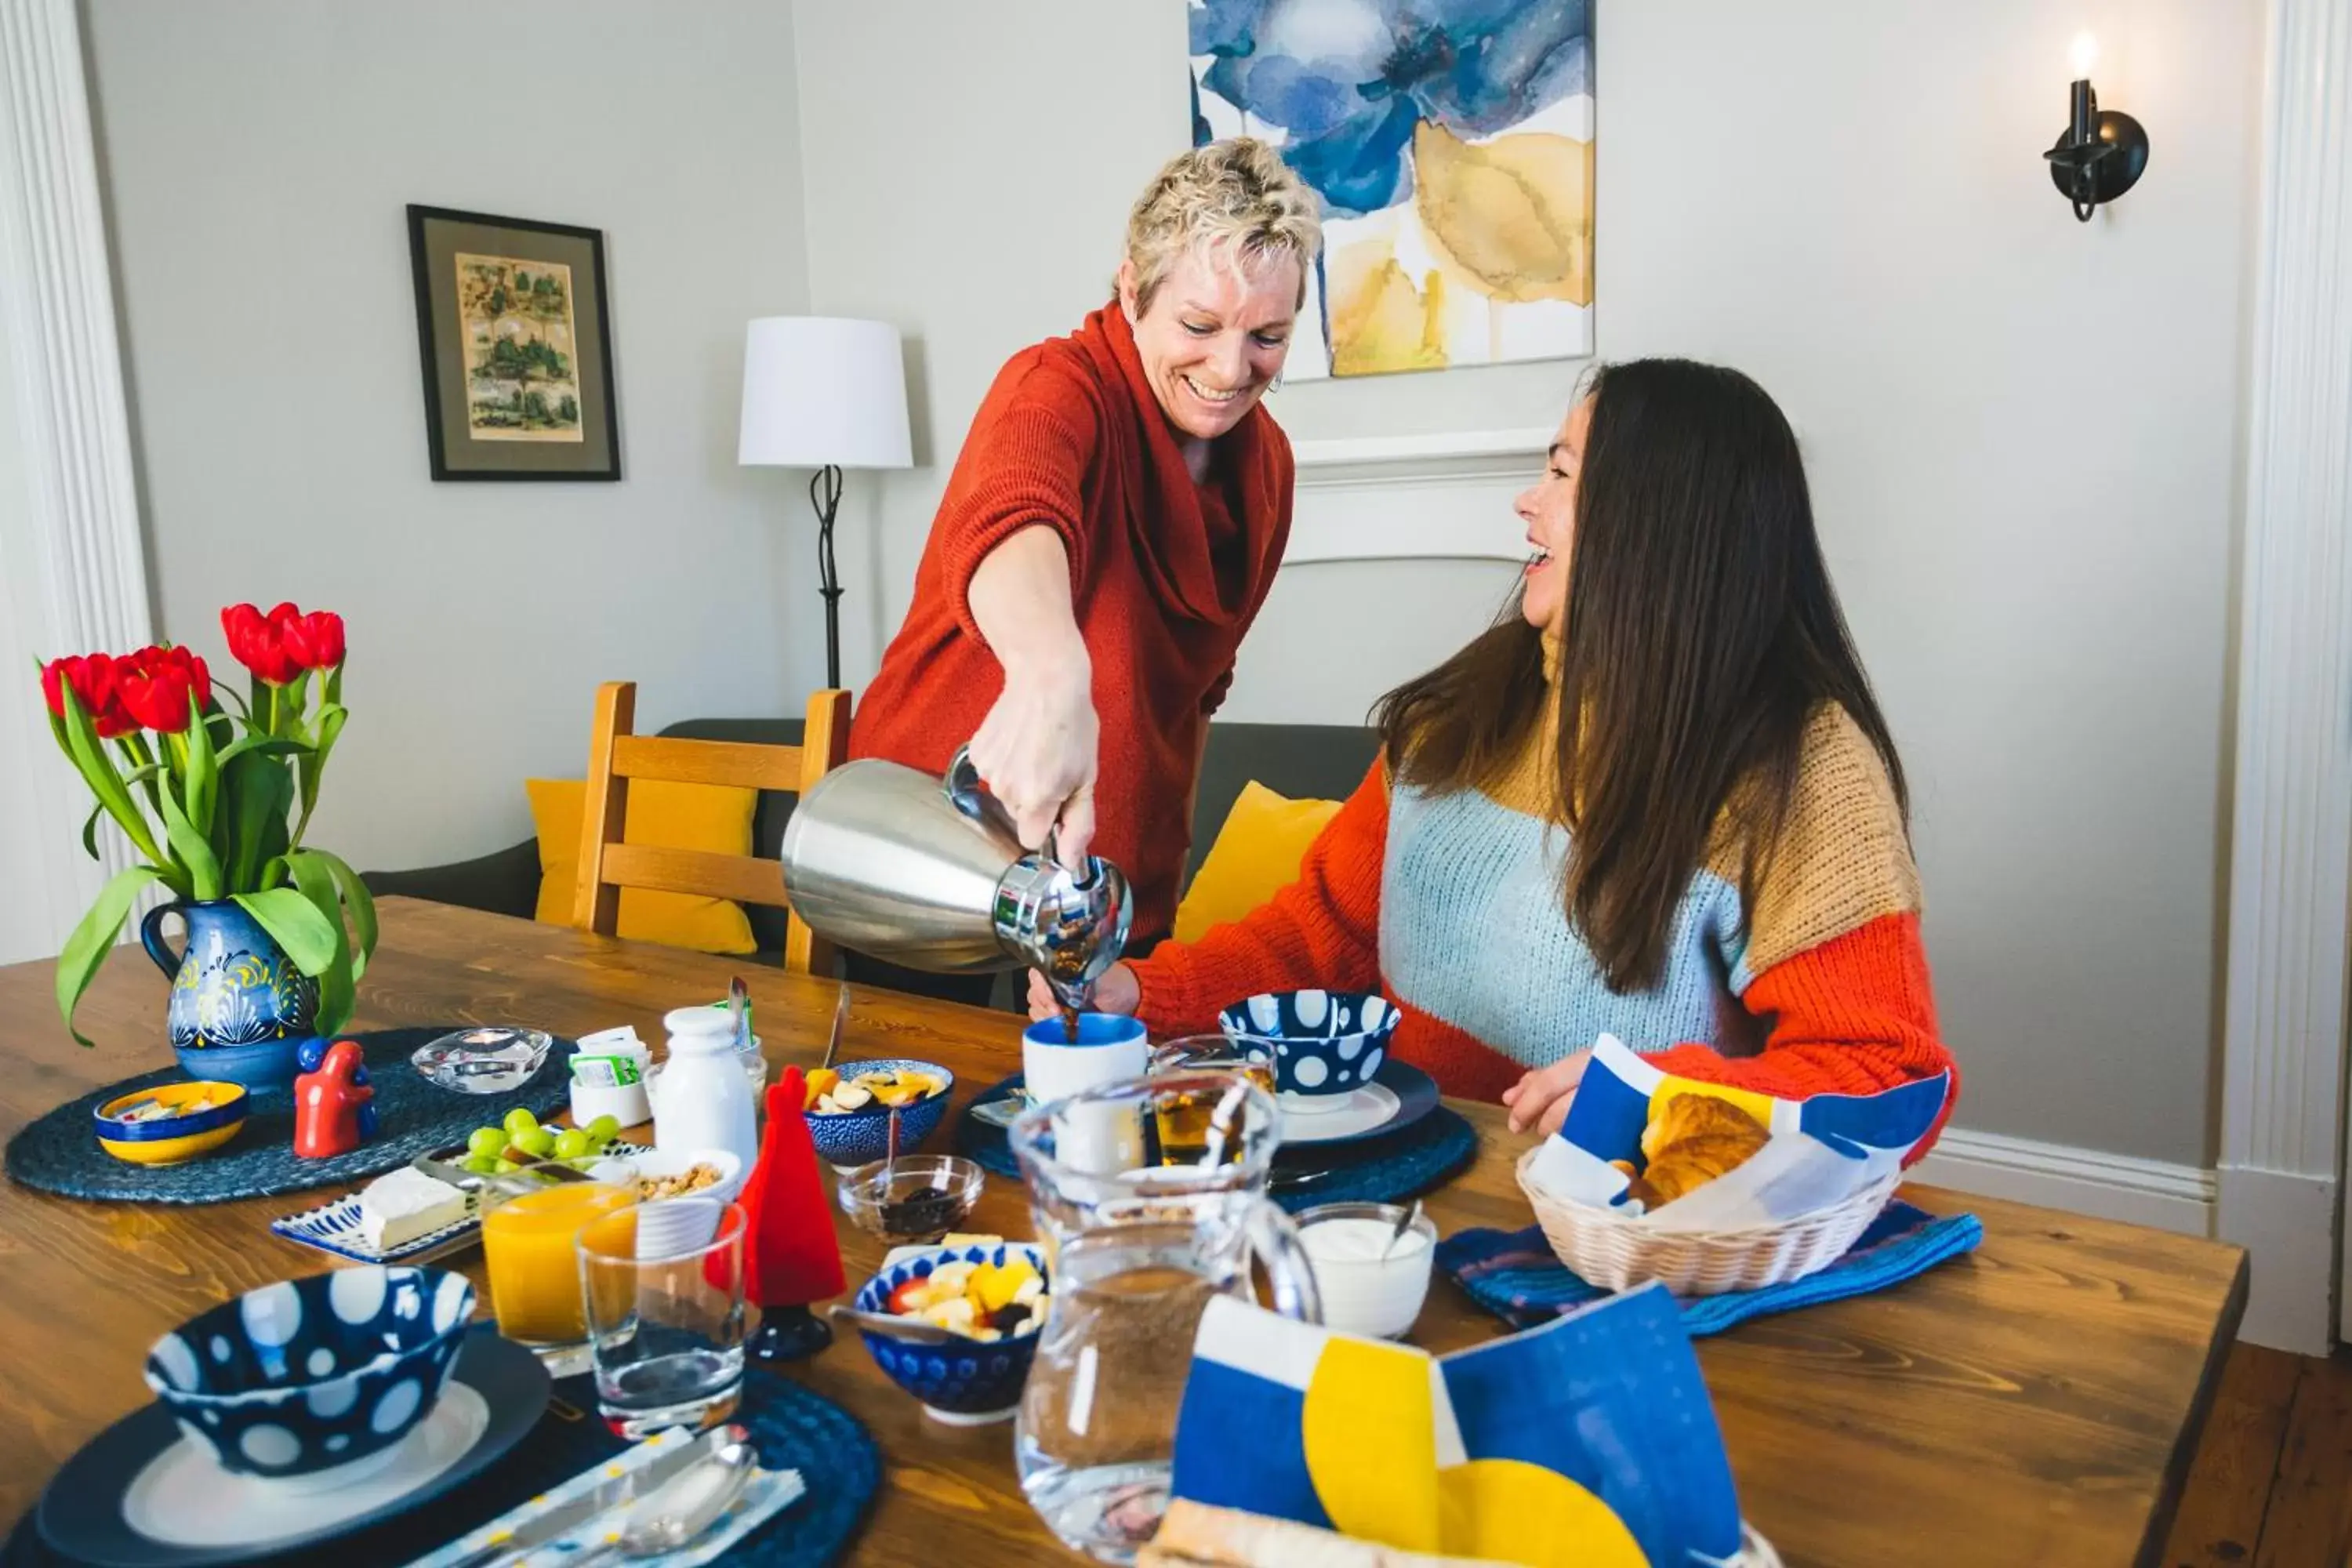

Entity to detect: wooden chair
[572,682,851,975]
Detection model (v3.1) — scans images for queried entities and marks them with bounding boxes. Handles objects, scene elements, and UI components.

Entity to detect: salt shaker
[653,1007,758,1168]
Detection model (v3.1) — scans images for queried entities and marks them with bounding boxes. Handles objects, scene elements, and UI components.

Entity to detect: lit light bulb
[2070,31,2100,81]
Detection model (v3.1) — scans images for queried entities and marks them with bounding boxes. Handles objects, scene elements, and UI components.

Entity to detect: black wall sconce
[2045,33,2148,221]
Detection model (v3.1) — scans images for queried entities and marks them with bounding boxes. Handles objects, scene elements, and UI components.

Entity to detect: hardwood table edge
[2132,1247,2251,1568]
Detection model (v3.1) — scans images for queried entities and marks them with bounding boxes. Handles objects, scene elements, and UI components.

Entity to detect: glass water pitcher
[1007,1072,1321,1563]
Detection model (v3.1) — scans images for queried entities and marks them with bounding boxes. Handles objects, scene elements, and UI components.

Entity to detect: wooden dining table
[0,898,2245,1566]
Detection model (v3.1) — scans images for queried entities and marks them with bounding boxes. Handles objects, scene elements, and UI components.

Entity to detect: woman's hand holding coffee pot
[968,646,1098,869]
[1027,964,1139,1022]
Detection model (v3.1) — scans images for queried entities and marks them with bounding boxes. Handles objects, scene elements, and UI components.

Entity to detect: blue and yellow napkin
[402,1428,804,1568]
[1171,1286,1744,1567]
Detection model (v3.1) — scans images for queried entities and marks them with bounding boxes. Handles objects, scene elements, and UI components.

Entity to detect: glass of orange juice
[481,1181,637,1368]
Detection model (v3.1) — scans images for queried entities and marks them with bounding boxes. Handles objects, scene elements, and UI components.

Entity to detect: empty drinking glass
[577,1197,748,1439]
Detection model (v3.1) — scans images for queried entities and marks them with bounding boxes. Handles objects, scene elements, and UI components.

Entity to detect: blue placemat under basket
[956,1073,1479,1214]
[1436,1199,1986,1335]
[4,1327,880,1568]
[3,1028,579,1204]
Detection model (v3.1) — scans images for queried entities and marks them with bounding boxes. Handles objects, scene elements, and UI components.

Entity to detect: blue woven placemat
[956,1073,1479,1214]
[1436,1199,1986,1335]
[3,1028,579,1204]
[3,1354,879,1566]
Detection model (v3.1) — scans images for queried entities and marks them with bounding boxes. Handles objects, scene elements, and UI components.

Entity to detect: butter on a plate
[356,1167,472,1250]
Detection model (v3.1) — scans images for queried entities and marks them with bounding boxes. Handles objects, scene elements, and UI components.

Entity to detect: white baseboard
[2218,1164,2336,1356]
[1911,1127,2217,1239]
[1915,1134,2339,1355]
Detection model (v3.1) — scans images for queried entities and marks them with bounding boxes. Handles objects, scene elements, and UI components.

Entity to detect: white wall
[793,0,2258,1167]
[85,0,818,874]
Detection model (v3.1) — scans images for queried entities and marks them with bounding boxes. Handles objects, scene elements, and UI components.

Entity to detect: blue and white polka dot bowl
[1220,990,1401,1104]
[141,1265,475,1486]
[852,1240,1047,1425]
[806,1058,956,1170]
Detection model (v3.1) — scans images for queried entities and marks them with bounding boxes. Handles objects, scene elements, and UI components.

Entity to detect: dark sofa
[363,717,1381,974]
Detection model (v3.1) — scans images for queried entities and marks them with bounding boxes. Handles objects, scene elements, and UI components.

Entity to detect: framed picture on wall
[406,205,621,481]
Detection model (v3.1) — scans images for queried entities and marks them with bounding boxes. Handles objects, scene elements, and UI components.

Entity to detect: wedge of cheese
[357,1168,471,1251]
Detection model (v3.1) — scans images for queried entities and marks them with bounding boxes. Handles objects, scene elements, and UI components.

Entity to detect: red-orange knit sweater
[851,303,1291,940]
[1132,704,1958,1159]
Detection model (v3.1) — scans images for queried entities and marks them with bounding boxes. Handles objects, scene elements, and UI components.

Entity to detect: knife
[437,1423,742,1568]
[417,1144,594,1185]
[410,1152,584,1203]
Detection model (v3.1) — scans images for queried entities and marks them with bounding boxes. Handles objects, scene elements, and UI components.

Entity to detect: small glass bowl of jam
[837,1154,986,1244]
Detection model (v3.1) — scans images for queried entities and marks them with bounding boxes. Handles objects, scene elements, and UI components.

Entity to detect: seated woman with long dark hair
[1036,358,1958,1144]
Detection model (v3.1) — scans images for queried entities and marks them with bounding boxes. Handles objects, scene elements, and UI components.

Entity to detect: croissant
[1625,1094,1769,1209]
[1140,1500,1517,1567]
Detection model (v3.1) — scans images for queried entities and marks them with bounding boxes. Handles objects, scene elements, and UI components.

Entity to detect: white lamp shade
[738,316,913,469]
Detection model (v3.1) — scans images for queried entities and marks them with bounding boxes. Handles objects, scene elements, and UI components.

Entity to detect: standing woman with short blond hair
[846,140,1321,1000]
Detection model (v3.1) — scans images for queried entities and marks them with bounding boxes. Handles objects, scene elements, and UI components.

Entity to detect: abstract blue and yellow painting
[1190,0,1594,379]
[1170,1285,1744,1566]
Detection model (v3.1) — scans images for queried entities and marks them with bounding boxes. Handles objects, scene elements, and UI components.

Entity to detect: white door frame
[2218,0,2352,1356]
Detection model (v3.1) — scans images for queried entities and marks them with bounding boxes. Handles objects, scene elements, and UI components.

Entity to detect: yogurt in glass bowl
[1294,1201,1439,1340]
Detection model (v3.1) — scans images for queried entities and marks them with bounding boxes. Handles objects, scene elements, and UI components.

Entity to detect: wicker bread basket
[1516,1145,1900,1296]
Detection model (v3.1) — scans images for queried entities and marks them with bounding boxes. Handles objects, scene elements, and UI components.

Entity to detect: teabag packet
[1523,1035,1951,1232]
[571,1024,649,1087]
[1171,1284,1745,1565]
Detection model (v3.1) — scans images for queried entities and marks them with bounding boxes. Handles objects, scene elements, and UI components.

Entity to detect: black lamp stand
[809,463,845,689]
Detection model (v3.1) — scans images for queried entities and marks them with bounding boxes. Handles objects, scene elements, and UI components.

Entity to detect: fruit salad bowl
[804,1059,955,1169]
[851,1239,1048,1425]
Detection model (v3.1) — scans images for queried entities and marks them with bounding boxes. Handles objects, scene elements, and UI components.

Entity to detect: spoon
[565,1433,759,1566]
[819,982,851,1073]
[829,1304,956,1345]
[1377,1200,1425,1261]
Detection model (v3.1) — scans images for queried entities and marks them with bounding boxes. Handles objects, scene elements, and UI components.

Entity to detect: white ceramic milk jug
[648,1008,758,1168]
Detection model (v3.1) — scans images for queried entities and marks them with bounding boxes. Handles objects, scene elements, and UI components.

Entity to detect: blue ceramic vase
[140,899,318,1091]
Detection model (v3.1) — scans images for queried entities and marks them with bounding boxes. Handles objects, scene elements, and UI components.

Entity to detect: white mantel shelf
[1290,426,1557,472]
[1283,426,1550,568]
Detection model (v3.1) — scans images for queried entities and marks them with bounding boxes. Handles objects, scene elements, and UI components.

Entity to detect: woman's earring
[1270,372,1285,393]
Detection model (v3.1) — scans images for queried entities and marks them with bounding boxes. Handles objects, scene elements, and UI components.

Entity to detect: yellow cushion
[527,777,758,955]
[1174,781,1345,944]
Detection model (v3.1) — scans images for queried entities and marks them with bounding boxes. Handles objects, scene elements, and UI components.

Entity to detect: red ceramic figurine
[740,1065,846,1360]
[292,1039,376,1158]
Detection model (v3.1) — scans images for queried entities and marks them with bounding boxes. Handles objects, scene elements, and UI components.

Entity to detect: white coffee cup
[1021,1013,1149,1105]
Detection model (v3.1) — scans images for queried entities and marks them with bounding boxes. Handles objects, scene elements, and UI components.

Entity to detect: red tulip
[40,653,137,738]
[279,608,345,672]
[220,602,302,684]
[114,644,211,735]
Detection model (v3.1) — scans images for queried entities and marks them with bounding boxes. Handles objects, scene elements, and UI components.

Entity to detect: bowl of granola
[608,1148,744,1206]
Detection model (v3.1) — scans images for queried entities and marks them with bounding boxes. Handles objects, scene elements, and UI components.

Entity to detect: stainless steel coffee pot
[779,746,1131,1011]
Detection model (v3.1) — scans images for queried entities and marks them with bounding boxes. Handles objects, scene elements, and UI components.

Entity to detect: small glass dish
[411,1027,556,1094]
[837,1154,986,1245]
